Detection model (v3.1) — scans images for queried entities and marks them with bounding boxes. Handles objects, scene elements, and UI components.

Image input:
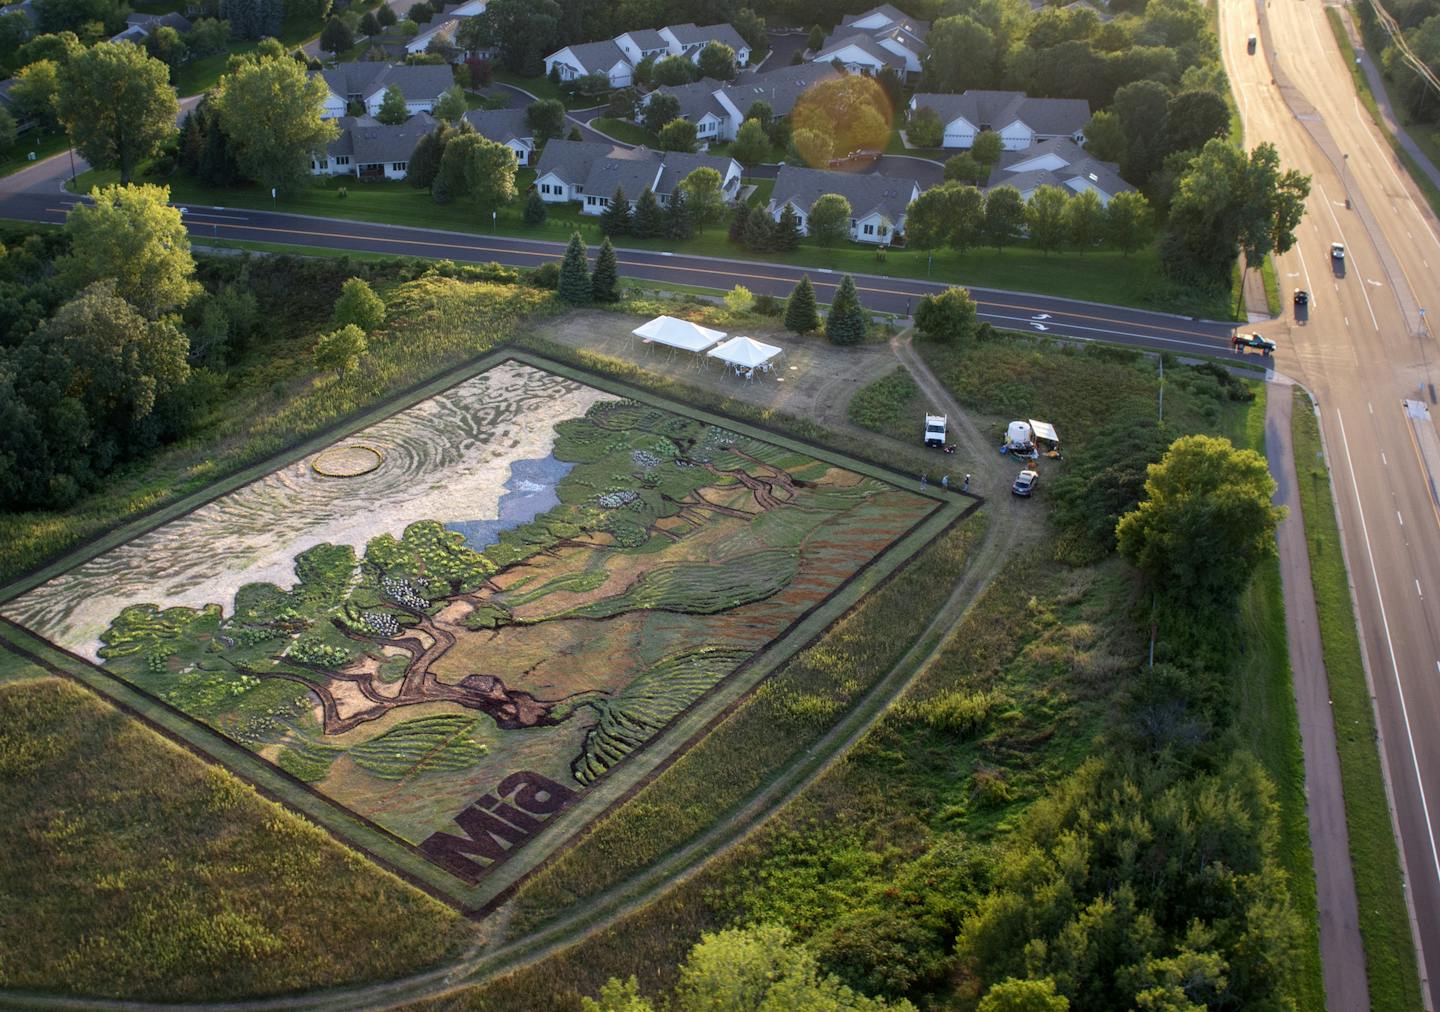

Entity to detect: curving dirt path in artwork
[0,330,1019,1012]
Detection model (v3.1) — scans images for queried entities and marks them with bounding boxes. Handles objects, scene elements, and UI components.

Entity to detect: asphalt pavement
[1225,0,1440,1004]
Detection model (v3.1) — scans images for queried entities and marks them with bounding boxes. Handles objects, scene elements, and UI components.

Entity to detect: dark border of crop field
[0,347,972,913]
[1291,387,1423,1012]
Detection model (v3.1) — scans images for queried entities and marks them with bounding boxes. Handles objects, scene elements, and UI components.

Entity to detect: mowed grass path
[0,670,470,1001]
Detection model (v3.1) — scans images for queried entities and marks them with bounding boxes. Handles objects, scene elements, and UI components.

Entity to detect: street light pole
[67,145,76,184]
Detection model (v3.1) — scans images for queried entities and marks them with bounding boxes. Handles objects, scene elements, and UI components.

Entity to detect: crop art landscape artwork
[1,359,939,896]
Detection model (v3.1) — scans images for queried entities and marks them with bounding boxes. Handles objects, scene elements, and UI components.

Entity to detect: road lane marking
[49,208,1232,347]
[1399,511,1405,526]
[1418,580,1425,599]
[1384,452,1389,464]
[1336,408,1440,890]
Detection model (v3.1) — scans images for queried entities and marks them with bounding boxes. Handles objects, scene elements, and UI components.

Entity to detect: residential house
[463,106,536,165]
[532,139,742,214]
[907,90,1090,150]
[765,164,919,245]
[657,22,751,66]
[987,137,1133,205]
[545,21,751,90]
[638,62,841,146]
[544,40,636,87]
[316,63,455,119]
[811,3,928,77]
[312,112,439,180]
[110,11,193,43]
[403,0,486,55]
[615,28,670,66]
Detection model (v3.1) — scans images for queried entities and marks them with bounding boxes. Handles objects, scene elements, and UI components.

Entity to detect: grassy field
[171,9,339,97]
[0,673,468,1000]
[590,117,654,146]
[1262,254,1282,317]
[1290,388,1423,1012]
[0,128,71,179]
[69,164,1234,319]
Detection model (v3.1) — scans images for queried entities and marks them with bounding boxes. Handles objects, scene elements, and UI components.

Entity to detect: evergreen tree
[407,124,449,189]
[600,186,631,236]
[557,231,591,303]
[523,187,547,225]
[824,274,867,345]
[728,202,751,244]
[591,236,619,302]
[632,188,664,239]
[743,209,774,252]
[783,275,821,334]
[665,189,694,240]
[774,204,802,251]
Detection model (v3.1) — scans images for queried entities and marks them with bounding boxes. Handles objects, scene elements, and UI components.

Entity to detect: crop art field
[0,355,956,909]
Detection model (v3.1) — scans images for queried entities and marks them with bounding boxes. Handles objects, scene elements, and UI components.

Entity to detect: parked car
[1331,242,1346,260]
[1293,288,1309,306]
[1012,469,1038,497]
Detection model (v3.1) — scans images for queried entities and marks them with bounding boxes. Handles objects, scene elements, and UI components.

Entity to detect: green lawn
[591,117,654,146]
[1261,254,1282,317]
[1290,388,1423,1012]
[0,128,72,179]
[72,164,1233,318]
[491,69,599,110]
[745,176,775,207]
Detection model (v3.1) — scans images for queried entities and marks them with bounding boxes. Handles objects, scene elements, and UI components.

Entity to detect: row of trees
[908,182,1155,256]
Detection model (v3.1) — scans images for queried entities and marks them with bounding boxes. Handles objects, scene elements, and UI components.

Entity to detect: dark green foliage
[632,188,664,239]
[590,236,619,303]
[557,231,591,303]
[915,287,978,343]
[525,98,566,143]
[528,261,560,289]
[728,201,751,244]
[218,0,282,40]
[824,274,867,345]
[359,10,381,35]
[742,207,774,252]
[642,92,681,135]
[783,274,820,334]
[407,121,458,190]
[665,188,694,240]
[523,187,547,225]
[320,15,353,54]
[774,204,802,251]
[600,187,631,236]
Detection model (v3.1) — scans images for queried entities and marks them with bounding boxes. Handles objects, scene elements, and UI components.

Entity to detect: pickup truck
[1233,332,1277,354]
[924,414,947,448]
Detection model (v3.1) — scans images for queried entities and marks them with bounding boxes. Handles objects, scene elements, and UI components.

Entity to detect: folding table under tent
[632,315,727,355]
[707,336,783,378]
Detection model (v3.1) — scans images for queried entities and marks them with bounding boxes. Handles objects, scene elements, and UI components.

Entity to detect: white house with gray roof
[908,90,1090,150]
[811,3,928,77]
[316,63,455,119]
[532,140,741,215]
[639,63,841,146]
[463,106,536,165]
[545,22,751,90]
[765,165,920,245]
[987,137,1133,205]
[311,113,440,181]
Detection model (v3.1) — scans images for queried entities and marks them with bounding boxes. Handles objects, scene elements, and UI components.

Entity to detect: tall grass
[0,675,469,1000]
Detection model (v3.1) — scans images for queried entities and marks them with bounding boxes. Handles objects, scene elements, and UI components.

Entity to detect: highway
[1224,0,1440,1005]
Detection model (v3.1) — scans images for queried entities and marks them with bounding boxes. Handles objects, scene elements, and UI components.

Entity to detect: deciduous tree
[314,322,367,376]
[807,193,851,246]
[377,84,408,124]
[436,132,517,208]
[332,276,385,332]
[59,183,199,317]
[10,58,62,131]
[1116,434,1284,604]
[658,117,697,153]
[652,54,697,86]
[469,0,559,74]
[906,104,942,148]
[1105,189,1153,255]
[640,92,680,135]
[677,166,726,231]
[56,41,178,184]
[213,49,338,194]
[433,84,466,123]
[971,129,1003,167]
[696,40,736,81]
[916,286,978,343]
[1026,184,1070,254]
[526,98,566,143]
[1066,189,1105,253]
[983,185,1025,253]
[730,117,770,166]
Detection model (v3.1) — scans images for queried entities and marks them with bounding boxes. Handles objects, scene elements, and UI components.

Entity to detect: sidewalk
[1337,4,1440,193]
[1267,378,1371,1012]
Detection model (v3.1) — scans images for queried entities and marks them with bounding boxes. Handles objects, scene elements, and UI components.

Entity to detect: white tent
[708,336,783,370]
[1028,419,1059,446]
[632,315,726,353]
[1005,420,1033,448]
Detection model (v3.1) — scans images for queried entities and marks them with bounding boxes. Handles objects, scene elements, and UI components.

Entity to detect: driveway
[756,29,809,72]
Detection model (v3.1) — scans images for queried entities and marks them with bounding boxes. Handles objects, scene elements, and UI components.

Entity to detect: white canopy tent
[632,315,727,353]
[1028,419,1059,446]
[707,336,783,372]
